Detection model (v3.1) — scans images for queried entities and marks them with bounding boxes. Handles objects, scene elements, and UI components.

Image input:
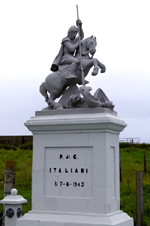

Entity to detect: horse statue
[40,36,106,110]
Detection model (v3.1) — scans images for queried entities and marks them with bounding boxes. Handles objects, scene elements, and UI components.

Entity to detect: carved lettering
[49,168,89,174]
[73,154,76,159]
[60,154,63,159]
[75,168,78,173]
[65,168,68,173]
[54,181,85,187]
[59,154,79,159]
[50,152,89,190]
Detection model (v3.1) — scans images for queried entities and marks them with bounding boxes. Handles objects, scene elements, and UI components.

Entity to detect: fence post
[2,161,15,226]
[136,170,143,226]
[21,136,24,145]
[4,161,15,197]
[144,149,146,173]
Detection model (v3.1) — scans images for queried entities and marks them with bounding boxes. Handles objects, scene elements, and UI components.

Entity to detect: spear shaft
[76,5,85,85]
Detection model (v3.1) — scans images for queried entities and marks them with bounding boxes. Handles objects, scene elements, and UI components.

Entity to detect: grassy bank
[0,147,32,214]
[0,145,150,225]
[120,147,150,225]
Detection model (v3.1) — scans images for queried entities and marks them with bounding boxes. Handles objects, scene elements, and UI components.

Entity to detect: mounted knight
[51,19,84,83]
[39,6,114,110]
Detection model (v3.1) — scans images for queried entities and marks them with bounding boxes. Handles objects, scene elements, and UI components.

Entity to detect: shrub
[0,144,17,150]
[119,143,150,149]
[19,142,33,150]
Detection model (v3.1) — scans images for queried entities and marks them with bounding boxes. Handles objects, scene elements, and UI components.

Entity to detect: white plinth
[17,111,133,226]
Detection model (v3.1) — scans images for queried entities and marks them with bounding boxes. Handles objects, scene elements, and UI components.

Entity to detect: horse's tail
[39,82,48,102]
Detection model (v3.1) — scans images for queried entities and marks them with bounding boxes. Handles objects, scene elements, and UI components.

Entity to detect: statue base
[17,110,133,226]
[17,211,133,226]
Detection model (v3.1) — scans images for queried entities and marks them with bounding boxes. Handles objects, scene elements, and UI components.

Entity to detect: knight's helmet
[67,25,78,36]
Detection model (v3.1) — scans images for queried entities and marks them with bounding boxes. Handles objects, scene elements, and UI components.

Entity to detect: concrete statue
[21,6,133,226]
[40,6,114,111]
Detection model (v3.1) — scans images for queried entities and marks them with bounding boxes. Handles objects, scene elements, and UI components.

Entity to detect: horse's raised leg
[91,58,99,76]
[97,59,106,73]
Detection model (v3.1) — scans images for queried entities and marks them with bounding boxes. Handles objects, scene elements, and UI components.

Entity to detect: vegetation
[120,142,150,149]
[0,143,150,225]
[120,145,150,226]
[0,144,17,151]
[18,142,33,150]
[0,147,32,215]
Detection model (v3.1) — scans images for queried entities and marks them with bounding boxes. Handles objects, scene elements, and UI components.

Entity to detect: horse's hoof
[101,67,106,73]
[92,67,99,76]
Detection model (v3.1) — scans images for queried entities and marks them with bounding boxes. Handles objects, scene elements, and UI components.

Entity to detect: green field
[120,146,150,226]
[0,145,32,215]
[0,143,150,226]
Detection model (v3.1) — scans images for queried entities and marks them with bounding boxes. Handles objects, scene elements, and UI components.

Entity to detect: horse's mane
[82,35,96,44]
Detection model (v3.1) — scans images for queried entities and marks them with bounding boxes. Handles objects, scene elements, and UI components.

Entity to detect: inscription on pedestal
[44,147,93,197]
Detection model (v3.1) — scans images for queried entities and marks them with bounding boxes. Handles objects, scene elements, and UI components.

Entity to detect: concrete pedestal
[17,110,133,226]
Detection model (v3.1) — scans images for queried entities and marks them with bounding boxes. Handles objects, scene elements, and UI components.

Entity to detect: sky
[0,0,150,143]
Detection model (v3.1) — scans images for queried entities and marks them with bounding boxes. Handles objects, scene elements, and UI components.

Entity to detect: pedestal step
[17,211,133,226]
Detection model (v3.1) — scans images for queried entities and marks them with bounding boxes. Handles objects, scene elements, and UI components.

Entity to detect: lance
[76,5,85,85]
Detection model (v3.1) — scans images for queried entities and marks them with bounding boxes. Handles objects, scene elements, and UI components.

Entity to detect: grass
[120,147,150,226]
[0,145,150,225]
[0,148,32,214]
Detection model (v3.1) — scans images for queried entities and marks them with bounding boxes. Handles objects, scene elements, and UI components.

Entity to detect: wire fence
[119,137,140,144]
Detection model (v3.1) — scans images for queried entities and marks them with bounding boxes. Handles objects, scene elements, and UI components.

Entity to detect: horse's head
[82,36,97,57]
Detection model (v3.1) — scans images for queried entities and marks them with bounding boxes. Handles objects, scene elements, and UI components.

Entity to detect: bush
[119,143,150,149]
[19,142,33,150]
[0,144,17,150]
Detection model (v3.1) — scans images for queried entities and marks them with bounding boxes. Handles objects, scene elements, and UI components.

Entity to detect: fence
[119,137,140,144]
[0,136,33,146]
[119,146,150,226]
[120,171,150,226]
[0,136,141,146]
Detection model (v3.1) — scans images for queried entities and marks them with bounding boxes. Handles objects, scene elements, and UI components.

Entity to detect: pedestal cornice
[25,112,127,134]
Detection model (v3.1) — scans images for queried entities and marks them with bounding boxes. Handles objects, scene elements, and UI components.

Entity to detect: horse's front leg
[82,58,99,76]
[97,59,106,73]
[91,58,99,76]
